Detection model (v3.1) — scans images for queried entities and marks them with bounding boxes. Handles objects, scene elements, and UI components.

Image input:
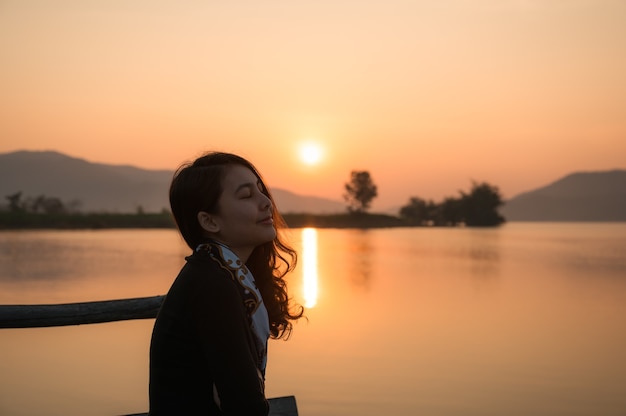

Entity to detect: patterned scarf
[195,241,270,376]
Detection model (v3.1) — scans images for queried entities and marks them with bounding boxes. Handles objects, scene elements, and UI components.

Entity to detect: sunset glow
[0,1,624,209]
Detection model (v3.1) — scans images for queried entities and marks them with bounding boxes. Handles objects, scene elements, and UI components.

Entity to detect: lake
[1,224,625,415]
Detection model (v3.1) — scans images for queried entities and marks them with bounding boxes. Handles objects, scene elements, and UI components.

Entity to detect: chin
[264,228,277,243]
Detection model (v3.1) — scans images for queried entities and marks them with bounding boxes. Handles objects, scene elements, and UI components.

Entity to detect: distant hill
[501,170,626,221]
[270,188,345,214]
[0,150,345,214]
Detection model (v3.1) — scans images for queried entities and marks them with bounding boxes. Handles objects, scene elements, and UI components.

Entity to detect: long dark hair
[169,151,303,339]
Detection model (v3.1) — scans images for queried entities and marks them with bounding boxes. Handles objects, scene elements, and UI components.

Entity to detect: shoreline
[0,211,435,230]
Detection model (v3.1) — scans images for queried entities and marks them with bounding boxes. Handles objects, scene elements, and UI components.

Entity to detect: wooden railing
[123,395,298,416]
[0,296,299,415]
[0,295,165,328]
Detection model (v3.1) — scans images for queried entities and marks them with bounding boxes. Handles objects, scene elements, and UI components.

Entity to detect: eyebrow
[234,179,262,194]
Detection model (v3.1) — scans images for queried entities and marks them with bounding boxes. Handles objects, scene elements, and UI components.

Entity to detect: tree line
[0,192,173,229]
[343,171,505,226]
[5,192,79,214]
[2,170,505,228]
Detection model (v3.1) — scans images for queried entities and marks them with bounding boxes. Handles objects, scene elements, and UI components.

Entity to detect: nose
[260,193,272,211]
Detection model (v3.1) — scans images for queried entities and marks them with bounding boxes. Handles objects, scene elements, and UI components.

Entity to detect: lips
[258,216,273,224]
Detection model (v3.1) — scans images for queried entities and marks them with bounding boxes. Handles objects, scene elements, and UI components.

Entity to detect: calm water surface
[1,224,625,415]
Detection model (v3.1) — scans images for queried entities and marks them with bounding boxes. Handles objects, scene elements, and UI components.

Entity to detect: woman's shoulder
[174,251,239,293]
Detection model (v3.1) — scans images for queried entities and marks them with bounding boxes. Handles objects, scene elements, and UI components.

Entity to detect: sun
[298,142,323,166]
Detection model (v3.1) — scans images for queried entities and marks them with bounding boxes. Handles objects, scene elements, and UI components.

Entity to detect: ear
[197,211,220,233]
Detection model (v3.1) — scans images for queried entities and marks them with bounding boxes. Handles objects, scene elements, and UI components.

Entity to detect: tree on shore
[439,197,464,226]
[460,182,505,226]
[399,181,505,227]
[5,192,24,213]
[3,192,71,215]
[343,170,378,213]
[399,197,438,225]
[29,195,66,214]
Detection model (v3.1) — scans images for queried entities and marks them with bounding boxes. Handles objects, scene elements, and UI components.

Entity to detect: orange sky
[1,0,625,210]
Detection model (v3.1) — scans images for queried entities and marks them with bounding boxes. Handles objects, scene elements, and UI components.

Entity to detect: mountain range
[1,150,624,221]
[0,150,345,214]
[500,170,626,221]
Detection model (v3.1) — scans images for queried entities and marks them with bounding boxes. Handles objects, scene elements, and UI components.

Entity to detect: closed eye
[235,180,265,198]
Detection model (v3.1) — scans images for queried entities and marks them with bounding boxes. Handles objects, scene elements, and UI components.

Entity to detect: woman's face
[201,164,276,261]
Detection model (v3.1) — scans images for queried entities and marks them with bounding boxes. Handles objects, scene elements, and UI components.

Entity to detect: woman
[149,152,303,415]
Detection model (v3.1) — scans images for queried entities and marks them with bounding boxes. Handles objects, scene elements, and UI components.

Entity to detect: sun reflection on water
[301,228,318,308]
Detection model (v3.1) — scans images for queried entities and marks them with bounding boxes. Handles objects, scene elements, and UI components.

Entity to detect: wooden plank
[123,395,298,416]
[0,296,165,328]
[268,395,299,416]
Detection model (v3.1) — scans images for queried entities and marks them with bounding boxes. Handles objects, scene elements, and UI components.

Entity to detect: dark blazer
[149,250,269,415]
